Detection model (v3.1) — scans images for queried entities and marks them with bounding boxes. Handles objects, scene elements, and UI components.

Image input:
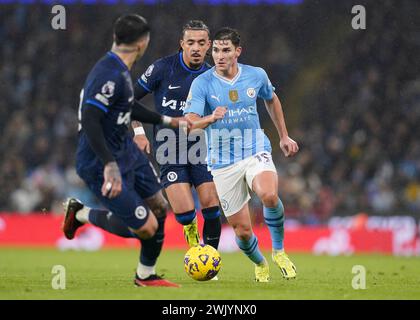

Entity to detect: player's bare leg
[196,182,222,250]
[129,210,157,239]
[252,171,297,279]
[226,203,269,282]
[195,182,219,211]
[165,183,200,246]
[252,171,279,208]
[145,190,169,219]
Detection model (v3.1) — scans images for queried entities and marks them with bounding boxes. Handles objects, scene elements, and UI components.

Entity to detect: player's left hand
[280,136,299,158]
[102,161,122,198]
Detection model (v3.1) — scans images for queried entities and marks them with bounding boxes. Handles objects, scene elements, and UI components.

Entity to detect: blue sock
[235,234,264,265]
[89,209,137,238]
[263,198,284,250]
[174,209,196,225]
[140,216,166,267]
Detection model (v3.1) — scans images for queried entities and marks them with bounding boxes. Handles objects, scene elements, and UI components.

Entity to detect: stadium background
[0,0,420,256]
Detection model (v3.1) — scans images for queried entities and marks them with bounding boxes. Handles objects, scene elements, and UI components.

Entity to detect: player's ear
[205,40,212,56]
[180,39,185,50]
[235,46,242,58]
[137,35,149,52]
[135,42,142,54]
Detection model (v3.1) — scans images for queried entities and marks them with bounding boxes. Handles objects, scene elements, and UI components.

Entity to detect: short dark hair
[181,20,210,39]
[114,14,150,45]
[213,27,241,47]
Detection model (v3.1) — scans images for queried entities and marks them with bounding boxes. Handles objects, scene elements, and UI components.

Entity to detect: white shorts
[211,152,277,217]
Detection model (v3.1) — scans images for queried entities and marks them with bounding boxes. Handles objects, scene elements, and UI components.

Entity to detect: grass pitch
[0,248,419,300]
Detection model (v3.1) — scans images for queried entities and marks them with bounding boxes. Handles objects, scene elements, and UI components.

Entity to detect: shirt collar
[179,51,207,74]
[107,51,129,71]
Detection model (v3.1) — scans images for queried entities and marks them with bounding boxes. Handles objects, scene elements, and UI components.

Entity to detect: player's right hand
[280,136,299,158]
[102,161,122,198]
[134,134,151,154]
[211,106,227,123]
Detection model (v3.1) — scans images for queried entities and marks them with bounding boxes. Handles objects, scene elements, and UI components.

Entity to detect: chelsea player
[62,14,182,287]
[184,28,299,282]
[132,21,222,252]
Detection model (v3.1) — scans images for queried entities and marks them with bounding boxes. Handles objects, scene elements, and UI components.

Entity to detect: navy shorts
[77,156,162,230]
[160,163,214,189]
[134,153,162,199]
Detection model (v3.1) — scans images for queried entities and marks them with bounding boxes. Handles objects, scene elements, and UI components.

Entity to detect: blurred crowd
[1,1,419,224]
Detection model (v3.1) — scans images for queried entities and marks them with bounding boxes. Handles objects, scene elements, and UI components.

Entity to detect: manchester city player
[184,28,299,282]
[132,21,222,252]
[62,14,182,287]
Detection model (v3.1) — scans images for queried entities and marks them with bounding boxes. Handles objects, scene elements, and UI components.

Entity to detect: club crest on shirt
[229,90,239,103]
[101,81,115,98]
[145,64,154,77]
[247,88,256,98]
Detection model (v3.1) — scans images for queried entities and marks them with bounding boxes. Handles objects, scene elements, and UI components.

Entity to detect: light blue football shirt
[184,63,275,169]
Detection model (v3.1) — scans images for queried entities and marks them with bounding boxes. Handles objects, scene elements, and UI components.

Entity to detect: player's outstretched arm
[185,107,227,130]
[131,100,164,125]
[264,93,299,158]
[131,100,189,130]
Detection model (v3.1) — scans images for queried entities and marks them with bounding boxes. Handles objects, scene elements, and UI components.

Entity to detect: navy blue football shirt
[76,51,142,174]
[136,52,211,164]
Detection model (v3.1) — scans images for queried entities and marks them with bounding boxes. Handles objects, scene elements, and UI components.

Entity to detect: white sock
[137,263,156,279]
[75,206,90,224]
